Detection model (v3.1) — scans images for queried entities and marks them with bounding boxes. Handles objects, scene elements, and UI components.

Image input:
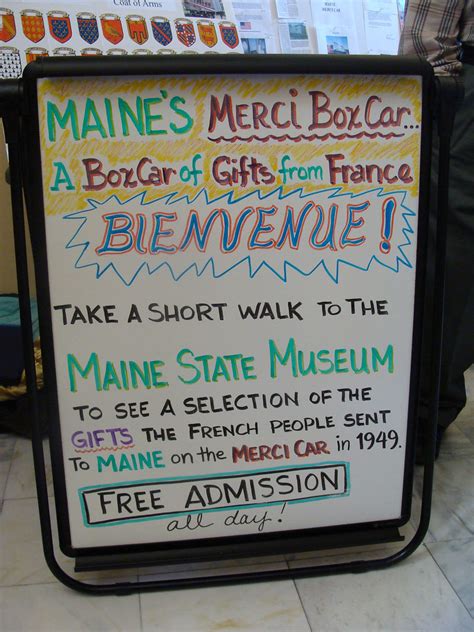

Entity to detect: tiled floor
[1,369,473,631]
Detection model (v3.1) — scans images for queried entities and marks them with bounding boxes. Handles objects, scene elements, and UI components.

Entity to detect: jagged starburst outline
[63,186,416,286]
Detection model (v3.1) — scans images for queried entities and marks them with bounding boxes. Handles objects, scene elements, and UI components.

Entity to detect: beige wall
[0,126,36,296]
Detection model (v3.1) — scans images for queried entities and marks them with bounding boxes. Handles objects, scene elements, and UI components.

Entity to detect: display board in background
[0,0,242,77]
[279,0,401,56]
[1,0,404,78]
[25,58,427,555]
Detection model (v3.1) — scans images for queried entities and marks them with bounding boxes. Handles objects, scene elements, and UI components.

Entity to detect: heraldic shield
[151,17,173,46]
[21,10,44,43]
[106,48,127,55]
[126,15,148,45]
[26,46,48,63]
[48,11,72,43]
[0,46,21,78]
[77,13,99,45]
[175,18,196,48]
[53,47,75,56]
[0,9,15,43]
[219,21,239,49]
[81,47,102,56]
[101,14,123,45]
[198,20,217,48]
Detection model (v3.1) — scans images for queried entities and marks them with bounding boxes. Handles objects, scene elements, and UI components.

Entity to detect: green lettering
[119,454,133,471]
[170,95,193,134]
[241,356,257,380]
[372,345,394,373]
[102,361,122,390]
[119,97,144,136]
[177,348,201,384]
[350,348,369,373]
[144,97,166,135]
[50,161,75,191]
[97,454,117,472]
[152,451,164,467]
[81,98,107,139]
[150,360,168,388]
[269,338,297,378]
[104,98,116,137]
[67,352,101,392]
[138,452,152,469]
[194,355,213,381]
[212,356,231,382]
[47,100,79,142]
[316,350,334,374]
[297,350,317,376]
[334,348,349,373]
[129,361,151,389]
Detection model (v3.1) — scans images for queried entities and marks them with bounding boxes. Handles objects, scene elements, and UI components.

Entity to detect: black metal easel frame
[0,55,460,593]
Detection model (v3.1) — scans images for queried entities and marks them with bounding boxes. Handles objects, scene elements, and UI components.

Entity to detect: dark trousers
[426,63,474,429]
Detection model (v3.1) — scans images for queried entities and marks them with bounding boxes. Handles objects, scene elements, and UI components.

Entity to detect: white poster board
[33,64,424,553]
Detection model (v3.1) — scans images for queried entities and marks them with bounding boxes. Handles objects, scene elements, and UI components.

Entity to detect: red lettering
[309,91,332,130]
[253,102,271,129]
[334,108,348,129]
[248,446,259,461]
[212,155,232,185]
[82,158,107,191]
[294,440,331,457]
[398,163,413,183]
[208,94,236,133]
[236,103,251,129]
[271,102,290,129]
[231,443,292,463]
[365,95,382,129]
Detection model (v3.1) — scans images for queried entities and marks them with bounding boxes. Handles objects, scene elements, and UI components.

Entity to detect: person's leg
[437,63,474,430]
[416,64,474,462]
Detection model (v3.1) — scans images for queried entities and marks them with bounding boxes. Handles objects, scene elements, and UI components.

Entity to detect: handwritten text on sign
[37,73,421,548]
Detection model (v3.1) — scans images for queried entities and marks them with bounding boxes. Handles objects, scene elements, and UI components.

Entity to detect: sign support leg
[416,75,464,522]
[1,82,87,592]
